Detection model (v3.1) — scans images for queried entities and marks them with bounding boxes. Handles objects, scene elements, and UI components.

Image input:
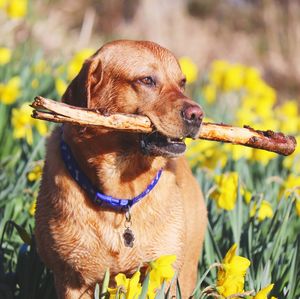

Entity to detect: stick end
[31,95,43,108]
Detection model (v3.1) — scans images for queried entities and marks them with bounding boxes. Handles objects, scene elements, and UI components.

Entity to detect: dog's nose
[182,105,203,127]
[181,104,204,138]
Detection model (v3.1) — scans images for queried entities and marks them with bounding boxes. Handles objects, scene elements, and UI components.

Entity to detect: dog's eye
[139,76,156,87]
[180,78,186,90]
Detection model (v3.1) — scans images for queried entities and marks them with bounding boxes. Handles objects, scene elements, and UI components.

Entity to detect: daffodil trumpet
[31,96,296,156]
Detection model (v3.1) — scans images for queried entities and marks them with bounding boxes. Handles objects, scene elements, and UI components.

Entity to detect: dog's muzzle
[140,132,186,158]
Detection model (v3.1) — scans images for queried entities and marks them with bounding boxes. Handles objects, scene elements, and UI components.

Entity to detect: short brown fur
[35,40,207,299]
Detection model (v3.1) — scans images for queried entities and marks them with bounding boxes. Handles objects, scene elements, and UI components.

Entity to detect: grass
[0,35,300,299]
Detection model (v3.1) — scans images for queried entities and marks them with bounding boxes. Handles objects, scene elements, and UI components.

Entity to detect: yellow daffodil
[233,69,281,154]
[241,95,259,111]
[107,255,176,299]
[55,78,68,97]
[252,149,277,166]
[146,279,159,299]
[202,83,217,104]
[248,80,276,102]
[208,61,255,92]
[27,163,43,182]
[67,48,95,81]
[185,139,220,168]
[217,244,251,298]
[296,200,300,217]
[255,100,276,121]
[238,97,278,130]
[179,57,198,84]
[12,104,34,144]
[222,64,245,92]
[275,100,300,135]
[250,200,273,221]
[241,188,252,204]
[257,201,274,221]
[236,108,279,134]
[209,60,230,89]
[0,76,21,105]
[145,255,176,299]
[0,47,12,65]
[148,255,176,284]
[256,118,280,132]
[278,115,299,136]
[224,143,253,161]
[29,199,36,216]
[250,204,256,217]
[5,0,27,19]
[108,271,142,299]
[212,172,239,210]
[279,100,298,117]
[11,103,48,145]
[236,102,257,128]
[186,131,227,169]
[252,284,274,299]
[244,67,261,92]
[283,174,300,198]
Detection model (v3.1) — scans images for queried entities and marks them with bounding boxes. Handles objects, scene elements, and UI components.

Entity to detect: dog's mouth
[140,132,186,158]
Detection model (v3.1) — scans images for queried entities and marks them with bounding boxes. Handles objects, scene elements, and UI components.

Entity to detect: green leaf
[101,268,110,298]
[139,272,150,299]
[154,280,166,299]
[94,283,100,299]
[176,279,182,299]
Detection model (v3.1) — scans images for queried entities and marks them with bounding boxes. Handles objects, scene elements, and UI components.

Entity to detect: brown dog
[35,40,207,299]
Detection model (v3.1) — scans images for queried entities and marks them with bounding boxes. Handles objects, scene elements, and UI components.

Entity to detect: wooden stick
[31,96,297,156]
[31,97,152,133]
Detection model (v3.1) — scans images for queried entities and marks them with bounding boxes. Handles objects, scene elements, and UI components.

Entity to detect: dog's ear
[62,58,103,108]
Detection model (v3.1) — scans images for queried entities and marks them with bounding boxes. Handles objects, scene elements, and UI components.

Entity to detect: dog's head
[63,40,204,158]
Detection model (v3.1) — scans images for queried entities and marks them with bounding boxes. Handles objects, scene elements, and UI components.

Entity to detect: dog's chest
[90,193,186,274]
[48,159,187,280]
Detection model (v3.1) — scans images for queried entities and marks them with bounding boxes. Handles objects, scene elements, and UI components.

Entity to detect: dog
[35,40,207,299]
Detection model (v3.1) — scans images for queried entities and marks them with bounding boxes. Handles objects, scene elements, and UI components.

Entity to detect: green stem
[191,263,221,296]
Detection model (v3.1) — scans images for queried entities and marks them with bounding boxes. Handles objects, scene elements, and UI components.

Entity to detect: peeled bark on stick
[31,96,297,156]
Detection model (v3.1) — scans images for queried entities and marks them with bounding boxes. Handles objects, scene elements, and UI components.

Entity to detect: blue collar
[60,138,163,212]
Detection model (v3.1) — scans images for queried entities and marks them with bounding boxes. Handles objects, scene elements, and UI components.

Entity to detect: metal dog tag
[123,228,135,247]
